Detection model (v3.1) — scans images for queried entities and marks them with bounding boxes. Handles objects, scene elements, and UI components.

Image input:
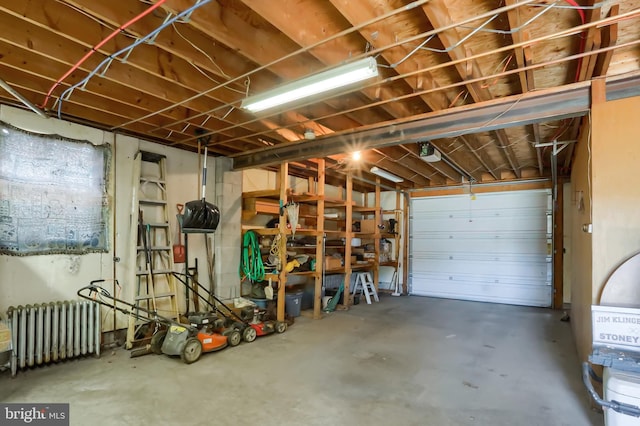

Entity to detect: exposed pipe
[0,78,48,118]
[41,0,168,110]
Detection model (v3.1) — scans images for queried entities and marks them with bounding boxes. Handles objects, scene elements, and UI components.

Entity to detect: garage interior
[0,1,639,425]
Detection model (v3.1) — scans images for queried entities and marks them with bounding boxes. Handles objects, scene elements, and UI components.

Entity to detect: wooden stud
[593,5,620,78]
[277,162,288,322]
[591,78,607,105]
[374,178,381,291]
[395,190,402,293]
[402,193,410,295]
[344,172,354,306]
[314,159,325,320]
[553,177,564,309]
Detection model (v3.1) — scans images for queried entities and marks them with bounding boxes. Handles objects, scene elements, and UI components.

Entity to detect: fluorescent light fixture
[370,166,403,183]
[241,57,378,113]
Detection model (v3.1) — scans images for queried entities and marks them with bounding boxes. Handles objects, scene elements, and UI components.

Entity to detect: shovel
[181,133,220,231]
[173,204,186,263]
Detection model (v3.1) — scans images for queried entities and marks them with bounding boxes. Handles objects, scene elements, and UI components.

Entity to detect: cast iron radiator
[6,301,101,376]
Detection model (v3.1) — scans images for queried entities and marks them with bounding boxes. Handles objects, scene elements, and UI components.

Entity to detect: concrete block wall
[214,157,242,300]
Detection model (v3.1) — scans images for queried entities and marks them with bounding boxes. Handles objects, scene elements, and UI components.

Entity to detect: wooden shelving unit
[241,162,403,319]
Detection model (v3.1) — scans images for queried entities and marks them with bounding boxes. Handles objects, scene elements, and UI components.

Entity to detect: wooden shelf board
[288,193,320,203]
[353,206,377,213]
[288,271,317,276]
[242,227,279,235]
[353,232,378,238]
[381,233,400,239]
[351,263,375,270]
[242,189,280,199]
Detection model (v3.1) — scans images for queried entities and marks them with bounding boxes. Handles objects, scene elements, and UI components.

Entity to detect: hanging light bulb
[352,151,361,161]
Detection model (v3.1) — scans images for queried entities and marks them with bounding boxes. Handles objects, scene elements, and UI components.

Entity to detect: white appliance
[604,367,640,425]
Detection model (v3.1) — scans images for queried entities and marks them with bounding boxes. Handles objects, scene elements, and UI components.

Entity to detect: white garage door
[410,189,552,307]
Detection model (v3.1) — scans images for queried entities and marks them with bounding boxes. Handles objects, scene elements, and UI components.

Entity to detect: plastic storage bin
[604,367,640,425]
[285,291,303,317]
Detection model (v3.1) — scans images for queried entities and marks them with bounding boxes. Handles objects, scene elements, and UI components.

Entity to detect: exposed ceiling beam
[329,0,496,183]
[504,0,544,176]
[232,73,640,169]
[422,0,521,178]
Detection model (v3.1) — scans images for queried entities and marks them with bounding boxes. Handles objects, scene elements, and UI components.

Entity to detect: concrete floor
[1,295,602,426]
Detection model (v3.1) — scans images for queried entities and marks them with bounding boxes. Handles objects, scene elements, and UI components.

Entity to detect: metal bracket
[534,139,577,156]
[175,0,205,23]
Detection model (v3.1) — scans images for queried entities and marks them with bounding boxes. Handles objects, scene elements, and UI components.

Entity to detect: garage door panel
[412,257,549,278]
[410,189,551,307]
[409,274,552,307]
[410,234,547,254]
[411,268,549,286]
[411,211,546,232]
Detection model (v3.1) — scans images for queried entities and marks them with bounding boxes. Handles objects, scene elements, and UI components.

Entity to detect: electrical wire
[41,0,168,110]
[167,9,637,148]
[140,0,558,142]
[56,0,212,119]
[171,22,247,95]
[113,0,436,131]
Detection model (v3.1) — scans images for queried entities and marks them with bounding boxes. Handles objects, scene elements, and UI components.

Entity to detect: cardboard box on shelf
[325,256,342,270]
[359,219,377,234]
[325,220,340,231]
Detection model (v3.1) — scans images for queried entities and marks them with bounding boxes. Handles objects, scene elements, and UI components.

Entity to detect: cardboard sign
[592,305,640,351]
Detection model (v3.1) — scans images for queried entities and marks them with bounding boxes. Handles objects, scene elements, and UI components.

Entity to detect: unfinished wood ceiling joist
[0,0,638,190]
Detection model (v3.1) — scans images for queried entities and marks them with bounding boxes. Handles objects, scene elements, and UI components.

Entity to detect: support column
[214,157,242,300]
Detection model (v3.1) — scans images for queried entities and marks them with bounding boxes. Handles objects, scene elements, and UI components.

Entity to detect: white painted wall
[0,106,235,331]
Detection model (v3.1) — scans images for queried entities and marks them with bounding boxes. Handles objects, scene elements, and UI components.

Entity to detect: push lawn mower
[171,272,287,343]
[78,280,238,364]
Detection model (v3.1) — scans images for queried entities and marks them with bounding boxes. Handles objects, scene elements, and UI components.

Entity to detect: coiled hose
[239,230,265,282]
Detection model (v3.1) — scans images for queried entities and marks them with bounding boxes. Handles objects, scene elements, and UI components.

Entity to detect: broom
[181,131,220,231]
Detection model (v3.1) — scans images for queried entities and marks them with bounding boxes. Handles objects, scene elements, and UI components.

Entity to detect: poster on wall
[0,121,110,255]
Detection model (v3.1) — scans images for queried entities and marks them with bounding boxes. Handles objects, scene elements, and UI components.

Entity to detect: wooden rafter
[422,0,522,178]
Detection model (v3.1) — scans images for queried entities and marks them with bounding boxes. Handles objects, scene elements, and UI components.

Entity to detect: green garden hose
[240,230,265,282]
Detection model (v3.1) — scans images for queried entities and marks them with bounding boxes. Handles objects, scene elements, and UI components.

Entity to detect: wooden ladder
[126,151,179,349]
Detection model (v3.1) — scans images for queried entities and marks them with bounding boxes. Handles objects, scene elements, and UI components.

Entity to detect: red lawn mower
[78,280,237,364]
[171,272,287,343]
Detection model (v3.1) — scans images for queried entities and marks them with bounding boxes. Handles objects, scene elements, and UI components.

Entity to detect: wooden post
[395,190,402,292]
[373,178,381,290]
[344,172,353,306]
[314,159,325,319]
[403,193,410,294]
[553,177,564,309]
[277,163,288,322]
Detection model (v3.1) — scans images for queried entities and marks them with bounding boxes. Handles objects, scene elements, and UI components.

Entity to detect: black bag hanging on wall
[181,133,220,231]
